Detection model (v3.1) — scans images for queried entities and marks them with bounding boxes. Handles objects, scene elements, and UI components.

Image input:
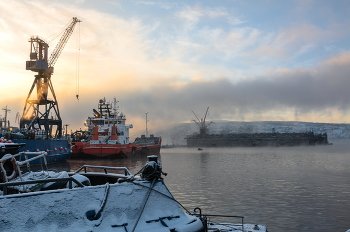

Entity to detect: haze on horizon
[0,0,349,138]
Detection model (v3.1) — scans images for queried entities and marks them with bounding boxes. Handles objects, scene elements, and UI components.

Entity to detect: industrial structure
[0,106,11,129]
[186,108,330,147]
[20,17,81,139]
[191,107,213,137]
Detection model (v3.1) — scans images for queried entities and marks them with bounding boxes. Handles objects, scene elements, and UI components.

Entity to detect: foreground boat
[0,154,266,232]
[71,98,161,158]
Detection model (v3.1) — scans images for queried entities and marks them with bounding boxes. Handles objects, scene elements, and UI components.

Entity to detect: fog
[57,52,350,136]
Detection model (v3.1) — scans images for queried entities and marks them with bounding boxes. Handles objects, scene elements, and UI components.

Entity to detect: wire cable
[76,22,80,101]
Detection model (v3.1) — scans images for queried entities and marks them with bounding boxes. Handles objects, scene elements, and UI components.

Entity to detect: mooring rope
[132,181,192,215]
[91,182,110,222]
[131,178,156,232]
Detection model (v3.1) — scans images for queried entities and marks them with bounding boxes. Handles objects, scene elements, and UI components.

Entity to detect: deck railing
[74,165,132,176]
[0,177,84,195]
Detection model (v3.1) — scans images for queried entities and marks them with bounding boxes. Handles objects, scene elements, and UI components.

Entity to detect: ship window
[93,120,104,125]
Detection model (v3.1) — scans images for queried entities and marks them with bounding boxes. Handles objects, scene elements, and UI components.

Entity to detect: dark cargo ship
[186,108,330,147]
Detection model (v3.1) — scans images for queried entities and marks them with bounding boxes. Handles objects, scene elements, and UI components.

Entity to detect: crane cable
[46,20,71,45]
[76,22,80,101]
[44,19,81,101]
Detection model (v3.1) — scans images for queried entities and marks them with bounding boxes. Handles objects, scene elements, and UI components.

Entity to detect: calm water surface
[50,140,350,232]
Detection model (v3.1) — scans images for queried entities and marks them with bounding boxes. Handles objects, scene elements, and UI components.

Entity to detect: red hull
[71,142,161,158]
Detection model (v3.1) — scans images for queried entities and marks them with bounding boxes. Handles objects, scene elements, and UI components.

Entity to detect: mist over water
[51,140,350,232]
[161,141,350,232]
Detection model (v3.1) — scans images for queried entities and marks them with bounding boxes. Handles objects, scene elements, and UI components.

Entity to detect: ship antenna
[145,112,149,137]
[113,97,119,117]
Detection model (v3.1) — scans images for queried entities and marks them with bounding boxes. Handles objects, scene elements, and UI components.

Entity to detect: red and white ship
[71,98,161,158]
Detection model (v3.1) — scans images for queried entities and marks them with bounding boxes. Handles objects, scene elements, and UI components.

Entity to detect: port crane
[191,107,213,137]
[1,106,11,129]
[20,17,81,139]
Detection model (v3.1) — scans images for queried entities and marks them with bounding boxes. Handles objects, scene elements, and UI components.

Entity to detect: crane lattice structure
[191,107,213,137]
[20,17,81,139]
[1,106,11,129]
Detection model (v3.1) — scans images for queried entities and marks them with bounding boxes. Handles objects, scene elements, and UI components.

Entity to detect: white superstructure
[85,98,133,145]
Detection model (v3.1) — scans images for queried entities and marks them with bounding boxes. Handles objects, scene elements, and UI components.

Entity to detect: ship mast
[145,112,149,137]
[113,98,119,118]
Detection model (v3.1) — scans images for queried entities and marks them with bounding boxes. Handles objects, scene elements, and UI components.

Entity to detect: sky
[0,0,349,137]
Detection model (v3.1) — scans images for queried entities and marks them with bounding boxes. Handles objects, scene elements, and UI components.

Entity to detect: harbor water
[50,140,350,232]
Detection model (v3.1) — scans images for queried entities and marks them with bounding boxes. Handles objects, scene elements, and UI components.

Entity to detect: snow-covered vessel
[71,98,161,158]
[0,140,25,157]
[0,155,267,232]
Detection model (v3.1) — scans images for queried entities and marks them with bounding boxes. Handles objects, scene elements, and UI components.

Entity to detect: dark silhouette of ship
[186,108,330,147]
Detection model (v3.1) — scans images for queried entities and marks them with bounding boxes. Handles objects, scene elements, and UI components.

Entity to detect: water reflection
[161,143,350,232]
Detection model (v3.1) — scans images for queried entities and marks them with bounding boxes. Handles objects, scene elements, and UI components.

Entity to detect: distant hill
[156,121,350,146]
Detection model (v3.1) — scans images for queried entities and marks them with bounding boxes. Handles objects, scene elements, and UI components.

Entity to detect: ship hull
[0,143,26,157]
[71,142,161,159]
[187,132,330,147]
[12,139,71,165]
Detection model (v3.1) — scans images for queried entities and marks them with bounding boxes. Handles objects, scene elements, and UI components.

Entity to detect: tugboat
[71,98,161,158]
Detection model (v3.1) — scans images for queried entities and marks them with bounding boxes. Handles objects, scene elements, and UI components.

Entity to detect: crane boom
[48,17,81,69]
[191,110,201,123]
[191,107,213,138]
[203,107,209,124]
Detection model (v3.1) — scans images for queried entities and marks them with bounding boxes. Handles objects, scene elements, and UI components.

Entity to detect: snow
[0,180,203,232]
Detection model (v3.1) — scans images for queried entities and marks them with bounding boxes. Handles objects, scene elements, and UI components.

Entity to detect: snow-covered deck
[0,180,203,232]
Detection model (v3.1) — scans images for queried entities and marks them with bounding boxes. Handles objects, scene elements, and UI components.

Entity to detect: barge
[186,108,330,147]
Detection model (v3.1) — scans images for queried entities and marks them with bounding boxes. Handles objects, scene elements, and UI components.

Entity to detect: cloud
[247,24,331,61]
[174,4,239,30]
[55,51,350,135]
[1,0,349,137]
[322,52,350,66]
[104,52,350,128]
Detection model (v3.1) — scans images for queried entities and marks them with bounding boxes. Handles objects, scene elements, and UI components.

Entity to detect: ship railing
[191,207,245,231]
[74,165,132,176]
[14,151,48,181]
[13,151,48,165]
[0,177,85,196]
[0,151,48,183]
[203,214,244,228]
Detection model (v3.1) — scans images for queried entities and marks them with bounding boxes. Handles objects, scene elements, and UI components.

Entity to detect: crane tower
[20,17,81,139]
